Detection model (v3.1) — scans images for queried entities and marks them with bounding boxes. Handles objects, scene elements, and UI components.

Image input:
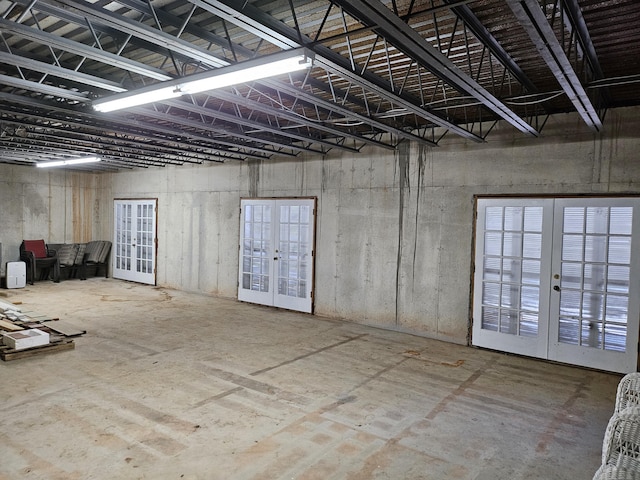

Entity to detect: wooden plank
[15,310,58,322]
[43,321,86,337]
[0,300,21,312]
[0,319,23,331]
[0,339,74,361]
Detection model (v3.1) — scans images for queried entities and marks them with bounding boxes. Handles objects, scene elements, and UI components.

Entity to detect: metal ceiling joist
[0,136,188,167]
[0,93,266,161]
[5,1,434,150]
[8,0,384,154]
[507,0,603,132]
[0,50,126,93]
[443,0,538,93]
[210,90,384,152]
[0,117,215,164]
[560,0,604,80]
[263,78,437,147]
[560,0,609,107]
[123,106,304,157]
[0,73,89,102]
[53,0,229,69]
[0,16,172,81]
[118,0,429,147]
[189,0,485,143]
[163,99,337,155]
[331,0,538,136]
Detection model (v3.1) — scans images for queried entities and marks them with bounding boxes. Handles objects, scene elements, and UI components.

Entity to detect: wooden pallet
[0,338,74,361]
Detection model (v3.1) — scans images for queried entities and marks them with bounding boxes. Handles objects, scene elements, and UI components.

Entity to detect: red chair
[19,240,60,284]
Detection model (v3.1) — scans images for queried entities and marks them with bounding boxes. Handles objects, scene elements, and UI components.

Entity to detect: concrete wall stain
[395,140,411,325]
[412,144,428,285]
[248,161,260,197]
[23,183,47,217]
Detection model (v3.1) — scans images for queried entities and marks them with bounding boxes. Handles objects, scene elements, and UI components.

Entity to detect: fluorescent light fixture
[93,48,314,113]
[94,86,182,113]
[36,156,101,168]
[179,54,314,95]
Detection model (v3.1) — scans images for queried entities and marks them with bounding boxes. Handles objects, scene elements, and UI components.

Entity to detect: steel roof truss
[189,0,485,142]
[507,0,603,132]
[331,0,538,136]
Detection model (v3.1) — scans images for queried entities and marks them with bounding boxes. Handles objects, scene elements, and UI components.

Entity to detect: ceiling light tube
[36,156,101,168]
[93,48,314,113]
[94,86,182,113]
[179,54,314,95]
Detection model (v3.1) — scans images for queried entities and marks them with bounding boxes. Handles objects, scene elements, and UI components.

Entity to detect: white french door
[238,198,315,313]
[473,197,640,373]
[113,199,157,285]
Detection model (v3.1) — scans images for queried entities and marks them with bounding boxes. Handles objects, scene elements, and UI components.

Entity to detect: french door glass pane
[563,207,585,233]
[610,207,633,234]
[241,204,271,292]
[480,205,542,336]
[609,236,631,264]
[558,206,632,351]
[277,205,309,299]
[485,207,503,230]
[524,207,543,231]
[586,207,608,234]
[481,307,499,331]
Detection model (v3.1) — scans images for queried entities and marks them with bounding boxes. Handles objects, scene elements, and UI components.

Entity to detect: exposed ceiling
[0,0,639,171]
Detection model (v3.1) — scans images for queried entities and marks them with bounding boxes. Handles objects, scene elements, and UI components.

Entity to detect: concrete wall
[0,165,110,276]
[3,106,639,344]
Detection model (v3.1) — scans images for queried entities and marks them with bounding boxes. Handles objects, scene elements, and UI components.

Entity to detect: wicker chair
[615,373,640,413]
[593,464,640,479]
[593,406,640,479]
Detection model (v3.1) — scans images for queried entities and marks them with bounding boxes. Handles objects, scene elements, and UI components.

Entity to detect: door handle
[553,285,560,291]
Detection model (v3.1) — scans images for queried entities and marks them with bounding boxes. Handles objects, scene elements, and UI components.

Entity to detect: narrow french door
[473,197,640,373]
[113,199,157,285]
[238,198,315,313]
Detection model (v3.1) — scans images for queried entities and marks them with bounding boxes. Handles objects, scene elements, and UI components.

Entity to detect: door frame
[471,194,640,373]
[113,198,158,285]
[238,196,317,313]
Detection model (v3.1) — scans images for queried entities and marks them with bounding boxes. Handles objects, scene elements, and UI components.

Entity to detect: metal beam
[163,99,336,155]
[443,0,538,93]
[262,78,437,147]
[0,74,89,102]
[331,0,538,136]
[0,50,126,93]
[210,91,386,152]
[560,0,604,79]
[108,107,300,158]
[507,0,603,132]
[0,117,219,163]
[0,17,171,81]
[189,0,486,142]
[15,1,385,153]
[54,0,229,68]
[0,93,268,160]
[117,0,429,147]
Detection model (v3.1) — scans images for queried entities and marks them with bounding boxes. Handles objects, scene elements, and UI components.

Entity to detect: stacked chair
[593,373,640,479]
[20,239,60,284]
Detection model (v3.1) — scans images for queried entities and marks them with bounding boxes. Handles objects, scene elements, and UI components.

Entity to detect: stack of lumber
[0,299,85,361]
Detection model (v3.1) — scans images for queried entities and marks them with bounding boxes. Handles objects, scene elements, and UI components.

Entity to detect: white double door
[238,198,315,313]
[113,199,157,285]
[473,197,640,373]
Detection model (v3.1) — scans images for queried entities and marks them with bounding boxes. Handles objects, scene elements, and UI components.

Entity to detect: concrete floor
[0,278,621,480]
